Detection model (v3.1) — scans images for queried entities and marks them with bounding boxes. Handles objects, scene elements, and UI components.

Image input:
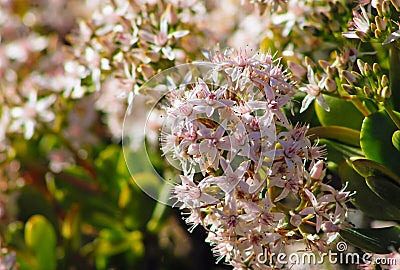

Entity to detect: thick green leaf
[315,95,364,130]
[392,130,400,151]
[338,162,400,220]
[366,175,400,208]
[307,126,360,147]
[25,215,57,270]
[360,110,400,176]
[351,157,400,185]
[389,46,400,111]
[340,226,400,254]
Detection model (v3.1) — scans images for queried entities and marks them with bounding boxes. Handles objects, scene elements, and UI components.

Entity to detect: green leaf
[389,46,400,111]
[24,215,57,270]
[315,95,364,130]
[351,157,400,185]
[307,126,360,147]
[392,130,400,151]
[338,162,400,220]
[340,226,400,254]
[360,110,400,176]
[366,175,400,208]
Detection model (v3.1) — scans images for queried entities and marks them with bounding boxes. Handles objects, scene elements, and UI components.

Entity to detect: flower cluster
[160,49,351,269]
[65,0,215,139]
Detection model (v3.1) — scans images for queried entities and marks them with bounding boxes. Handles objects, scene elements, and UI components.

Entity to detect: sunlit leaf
[25,215,57,270]
[360,110,400,176]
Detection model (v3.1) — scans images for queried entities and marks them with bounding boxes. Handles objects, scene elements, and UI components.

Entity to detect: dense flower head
[159,48,351,269]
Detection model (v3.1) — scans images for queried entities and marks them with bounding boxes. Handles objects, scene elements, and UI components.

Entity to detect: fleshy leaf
[365,175,400,208]
[351,157,400,185]
[360,110,400,176]
[338,162,400,221]
[315,95,364,130]
[392,130,400,152]
[307,126,360,147]
[25,215,57,270]
[340,226,400,254]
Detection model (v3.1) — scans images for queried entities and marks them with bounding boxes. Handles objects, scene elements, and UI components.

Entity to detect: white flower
[299,66,330,113]
[10,91,56,139]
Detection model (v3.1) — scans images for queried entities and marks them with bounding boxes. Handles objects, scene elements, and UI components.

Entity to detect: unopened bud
[381,74,389,87]
[305,56,316,69]
[357,59,365,74]
[342,70,358,84]
[373,62,381,76]
[325,77,337,92]
[375,16,387,31]
[364,62,372,75]
[376,3,384,16]
[318,60,331,72]
[381,86,391,99]
[383,0,391,16]
[139,64,154,80]
[375,28,382,39]
[310,160,325,180]
[165,4,178,25]
[342,84,356,95]
[390,0,400,11]
[288,61,306,78]
[326,66,336,77]
[363,86,374,98]
[370,22,377,32]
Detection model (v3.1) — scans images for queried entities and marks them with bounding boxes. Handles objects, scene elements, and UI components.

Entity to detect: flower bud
[325,77,337,92]
[373,62,382,76]
[165,4,178,25]
[390,0,400,11]
[375,28,382,39]
[290,215,303,227]
[139,64,154,80]
[383,0,391,17]
[288,61,306,78]
[381,86,391,99]
[342,84,356,95]
[364,62,372,76]
[381,74,389,87]
[326,66,336,77]
[342,70,357,84]
[376,2,384,16]
[318,60,331,72]
[305,56,316,69]
[310,160,325,179]
[363,85,374,98]
[375,16,387,31]
[357,59,365,74]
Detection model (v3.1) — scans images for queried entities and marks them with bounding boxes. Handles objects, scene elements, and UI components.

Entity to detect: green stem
[350,96,371,117]
[323,92,371,116]
[384,100,400,129]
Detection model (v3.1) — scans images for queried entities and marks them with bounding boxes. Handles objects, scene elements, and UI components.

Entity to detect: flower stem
[350,96,371,117]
